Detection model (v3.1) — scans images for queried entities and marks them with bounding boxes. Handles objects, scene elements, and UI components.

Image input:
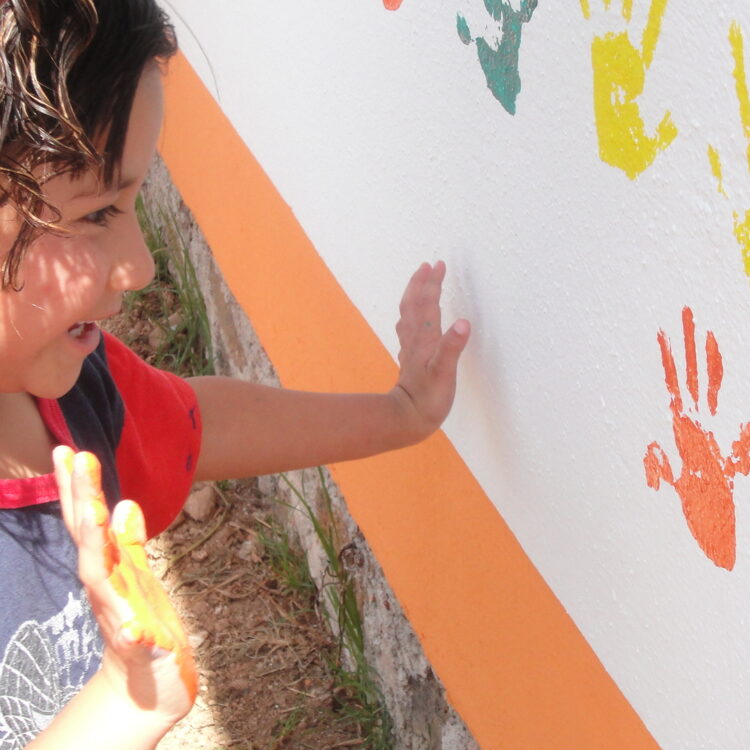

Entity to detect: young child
[0,1,470,748]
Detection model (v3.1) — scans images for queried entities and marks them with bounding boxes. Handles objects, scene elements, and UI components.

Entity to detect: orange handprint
[643,307,750,571]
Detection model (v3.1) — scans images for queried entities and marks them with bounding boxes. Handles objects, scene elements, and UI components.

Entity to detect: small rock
[147,325,167,351]
[236,535,260,562]
[188,629,209,649]
[167,311,183,329]
[184,483,216,521]
[190,547,208,562]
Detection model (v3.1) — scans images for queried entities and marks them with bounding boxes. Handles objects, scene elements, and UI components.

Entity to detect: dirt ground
[150,481,370,750]
[104,287,374,748]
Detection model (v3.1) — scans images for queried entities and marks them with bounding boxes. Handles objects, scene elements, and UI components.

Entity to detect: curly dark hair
[0,0,177,289]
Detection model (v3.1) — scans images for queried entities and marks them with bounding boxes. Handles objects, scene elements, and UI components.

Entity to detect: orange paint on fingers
[65,451,197,700]
[383,0,403,9]
[108,499,198,700]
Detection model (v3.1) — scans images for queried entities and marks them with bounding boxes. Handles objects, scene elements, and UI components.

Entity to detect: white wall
[163,2,750,747]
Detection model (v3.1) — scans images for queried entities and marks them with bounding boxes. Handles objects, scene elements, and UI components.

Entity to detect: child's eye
[82,205,124,226]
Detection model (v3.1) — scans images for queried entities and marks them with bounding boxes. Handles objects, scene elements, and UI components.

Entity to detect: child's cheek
[32,237,105,302]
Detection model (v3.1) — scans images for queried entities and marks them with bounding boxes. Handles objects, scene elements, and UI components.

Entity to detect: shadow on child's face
[0,65,164,399]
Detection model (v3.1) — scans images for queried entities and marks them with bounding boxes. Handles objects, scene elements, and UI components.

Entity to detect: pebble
[188,629,209,649]
[184,483,217,522]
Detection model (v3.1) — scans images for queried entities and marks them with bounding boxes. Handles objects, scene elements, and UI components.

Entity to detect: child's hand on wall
[52,447,197,726]
[391,261,470,442]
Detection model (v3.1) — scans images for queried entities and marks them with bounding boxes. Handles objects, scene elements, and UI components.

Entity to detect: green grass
[131,194,214,378]
[256,515,317,598]
[278,469,393,750]
[273,701,306,743]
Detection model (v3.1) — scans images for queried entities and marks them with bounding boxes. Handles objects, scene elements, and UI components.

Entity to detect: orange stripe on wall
[159,52,659,749]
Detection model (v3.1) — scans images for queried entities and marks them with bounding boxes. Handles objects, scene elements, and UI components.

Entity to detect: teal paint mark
[457,14,472,45]
[458,0,539,115]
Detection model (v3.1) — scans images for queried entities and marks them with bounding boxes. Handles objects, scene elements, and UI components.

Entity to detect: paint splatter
[457,14,472,46]
[383,0,403,9]
[457,1,539,116]
[708,23,750,278]
[707,145,728,198]
[583,0,677,179]
[643,307,750,571]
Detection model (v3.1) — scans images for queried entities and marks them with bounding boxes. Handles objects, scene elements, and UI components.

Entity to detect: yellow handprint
[582,0,678,180]
[708,22,750,278]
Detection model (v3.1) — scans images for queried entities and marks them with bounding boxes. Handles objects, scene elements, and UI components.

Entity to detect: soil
[149,482,368,750]
[103,294,370,748]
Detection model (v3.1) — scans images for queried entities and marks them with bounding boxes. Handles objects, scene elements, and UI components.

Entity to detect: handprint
[707,22,750,278]
[383,0,403,9]
[457,1,539,115]
[581,0,678,179]
[643,307,750,571]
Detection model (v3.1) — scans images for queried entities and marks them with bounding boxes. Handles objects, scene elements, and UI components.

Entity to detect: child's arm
[28,448,197,750]
[189,261,471,481]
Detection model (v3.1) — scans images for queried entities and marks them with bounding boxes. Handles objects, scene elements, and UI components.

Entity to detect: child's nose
[108,213,155,292]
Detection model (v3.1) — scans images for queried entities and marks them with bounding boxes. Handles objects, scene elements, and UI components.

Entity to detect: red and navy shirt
[0,332,201,748]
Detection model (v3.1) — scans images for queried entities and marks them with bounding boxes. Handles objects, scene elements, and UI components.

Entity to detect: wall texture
[155,2,750,748]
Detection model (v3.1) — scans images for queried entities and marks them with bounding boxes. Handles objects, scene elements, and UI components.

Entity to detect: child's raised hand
[52,446,197,723]
[391,261,470,441]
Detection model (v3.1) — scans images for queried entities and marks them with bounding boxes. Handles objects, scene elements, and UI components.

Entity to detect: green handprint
[457,1,539,116]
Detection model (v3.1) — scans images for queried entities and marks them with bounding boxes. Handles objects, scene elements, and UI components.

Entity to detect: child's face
[0,65,163,398]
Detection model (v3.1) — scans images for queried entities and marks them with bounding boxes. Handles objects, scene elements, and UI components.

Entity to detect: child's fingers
[398,262,431,317]
[69,452,115,584]
[75,503,114,587]
[428,319,471,380]
[399,261,444,316]
[111,500,147,546]
[111,500,149,570]
[397,262,446,348]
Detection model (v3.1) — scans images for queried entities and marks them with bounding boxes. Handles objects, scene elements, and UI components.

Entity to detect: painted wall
[158,2,750,748]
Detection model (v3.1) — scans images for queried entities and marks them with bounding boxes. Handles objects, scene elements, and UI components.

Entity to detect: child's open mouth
[67,321,96,339]
[66,321,100,353]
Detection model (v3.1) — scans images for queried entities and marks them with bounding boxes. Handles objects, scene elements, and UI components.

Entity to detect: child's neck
[0,392,55,479]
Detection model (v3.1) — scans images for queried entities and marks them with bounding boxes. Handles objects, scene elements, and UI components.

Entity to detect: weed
[257,516,317,598]
[279,469,393,750]
[130,194,214,377]
[273,701,306,742]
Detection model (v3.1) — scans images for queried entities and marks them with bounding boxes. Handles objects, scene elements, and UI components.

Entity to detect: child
[0,1,471,748]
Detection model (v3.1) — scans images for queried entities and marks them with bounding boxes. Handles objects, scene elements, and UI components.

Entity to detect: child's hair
[0,0,177,289]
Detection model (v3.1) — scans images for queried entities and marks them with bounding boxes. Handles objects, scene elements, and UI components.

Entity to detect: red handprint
[644,307,750,571]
